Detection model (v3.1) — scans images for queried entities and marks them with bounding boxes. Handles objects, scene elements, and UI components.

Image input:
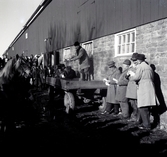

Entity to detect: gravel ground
[0,88,167,156]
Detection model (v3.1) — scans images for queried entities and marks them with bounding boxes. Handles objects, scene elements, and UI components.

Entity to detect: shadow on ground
[1,90,167,156]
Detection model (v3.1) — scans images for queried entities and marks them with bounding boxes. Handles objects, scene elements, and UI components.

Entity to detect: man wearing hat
[101,61,121,115]
[115,59,131,119]
[69,41,90,81]
[129,53,156,130]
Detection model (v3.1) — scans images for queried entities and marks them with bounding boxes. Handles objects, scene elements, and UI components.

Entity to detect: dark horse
[0,57,32,132]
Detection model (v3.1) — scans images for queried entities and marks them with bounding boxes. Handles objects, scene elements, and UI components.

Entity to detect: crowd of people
[100,53,160,131]
[0,41,162,131]
[0,41,90,90]
[1,54,78,91]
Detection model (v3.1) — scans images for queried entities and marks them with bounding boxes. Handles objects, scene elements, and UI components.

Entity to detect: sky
[0,0,42,57]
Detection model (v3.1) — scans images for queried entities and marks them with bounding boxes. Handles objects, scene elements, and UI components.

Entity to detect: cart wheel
[64,92,75,114]
[98,97,107,112]
[83,98,91,104]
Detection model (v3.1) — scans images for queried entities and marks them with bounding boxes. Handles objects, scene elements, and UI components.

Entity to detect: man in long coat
[101,61,121,115]
[129,54,156,130]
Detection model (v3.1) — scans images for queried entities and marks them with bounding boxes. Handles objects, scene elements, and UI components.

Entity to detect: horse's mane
[0,57,31,85]
[0,58,16,79]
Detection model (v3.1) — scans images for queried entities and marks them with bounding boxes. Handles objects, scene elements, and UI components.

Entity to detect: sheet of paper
[113,78,117,82]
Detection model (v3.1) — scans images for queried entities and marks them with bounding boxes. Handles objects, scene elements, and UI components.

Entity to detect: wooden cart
[46,77,107,113]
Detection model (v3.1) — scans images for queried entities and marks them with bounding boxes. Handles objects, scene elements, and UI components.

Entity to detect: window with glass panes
[82,41,93,57]
[115,29,136,56]
[63,47,71,61]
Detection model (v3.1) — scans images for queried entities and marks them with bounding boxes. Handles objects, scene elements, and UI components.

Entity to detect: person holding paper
[129,54,156,130]
[101,61,121,115]
[125,53,139,122]
[115,59,131,119]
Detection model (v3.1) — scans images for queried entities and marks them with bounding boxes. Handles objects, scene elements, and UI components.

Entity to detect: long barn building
[4,0,167,129]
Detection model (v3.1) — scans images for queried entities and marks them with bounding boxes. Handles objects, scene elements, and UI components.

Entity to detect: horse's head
[14,57,31,79]
[0,57,31,85]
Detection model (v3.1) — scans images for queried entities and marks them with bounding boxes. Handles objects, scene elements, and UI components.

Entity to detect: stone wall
[92,18,167,130]
[59,18,167,130]
[93,35,115,80]
[136,19,167,130]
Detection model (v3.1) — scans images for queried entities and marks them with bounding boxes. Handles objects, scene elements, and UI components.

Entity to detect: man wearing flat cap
[69,41,90,81]
[101,60,121,115]
[129,53,156,130]
[107,61,115,68]
[115,59,131,119]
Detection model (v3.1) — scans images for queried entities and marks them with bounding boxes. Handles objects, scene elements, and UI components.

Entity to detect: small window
[12,46,14,51]
[51,54,54,66]
[63,47,72,61]
[82,41,93,57]
[115,29,136,56]
[25,32,28,39]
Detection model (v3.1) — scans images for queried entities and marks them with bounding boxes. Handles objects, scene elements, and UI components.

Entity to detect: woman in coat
[129,54,156,130]
[126,53,139,121]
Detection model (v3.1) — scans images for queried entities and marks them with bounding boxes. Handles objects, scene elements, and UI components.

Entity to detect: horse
[0,56,32,132]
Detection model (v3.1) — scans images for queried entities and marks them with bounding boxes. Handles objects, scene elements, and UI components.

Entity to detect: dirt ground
[1,88,167,156]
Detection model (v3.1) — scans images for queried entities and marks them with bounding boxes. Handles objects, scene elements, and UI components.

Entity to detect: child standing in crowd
[115,59,131,120]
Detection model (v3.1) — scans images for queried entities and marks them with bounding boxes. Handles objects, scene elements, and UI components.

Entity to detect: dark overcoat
[115,69,129,102]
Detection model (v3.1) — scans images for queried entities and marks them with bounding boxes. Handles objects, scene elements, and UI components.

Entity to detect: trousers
[105,103,120,114]
[119,102,130,118]
[80,67,90,81]
[139,107,151,128]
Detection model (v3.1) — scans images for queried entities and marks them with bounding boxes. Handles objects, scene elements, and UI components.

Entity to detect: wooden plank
[114,0,123,32]
[60,79,107,90]
[96,0,105,37]
[46,77,107,90]
[122,0,131,30]
[140,0,151,24]
[150,0,159,21]
[158,0,167,19]
[104,0,116,35]
[130,0,140,27]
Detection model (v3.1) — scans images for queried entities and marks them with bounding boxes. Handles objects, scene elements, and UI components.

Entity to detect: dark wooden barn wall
[8,0,167,57]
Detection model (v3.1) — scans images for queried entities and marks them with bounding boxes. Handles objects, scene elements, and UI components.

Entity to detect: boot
[79,73,85,81]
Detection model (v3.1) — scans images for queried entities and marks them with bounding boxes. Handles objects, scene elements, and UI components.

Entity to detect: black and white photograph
[0,0,167,155]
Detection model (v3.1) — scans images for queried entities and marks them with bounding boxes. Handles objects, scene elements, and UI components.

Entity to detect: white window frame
[63,47,72,61]
[63,41,93,61]
[25,32,28,39]
[51,53,54,66]
[115,29,136,57]
[81,41,93,57]
[12,46,14,51]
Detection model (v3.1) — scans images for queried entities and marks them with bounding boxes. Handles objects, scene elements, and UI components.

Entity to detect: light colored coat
[130,62,156,108]
[126,66,137,99]
[106,67,121,104]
